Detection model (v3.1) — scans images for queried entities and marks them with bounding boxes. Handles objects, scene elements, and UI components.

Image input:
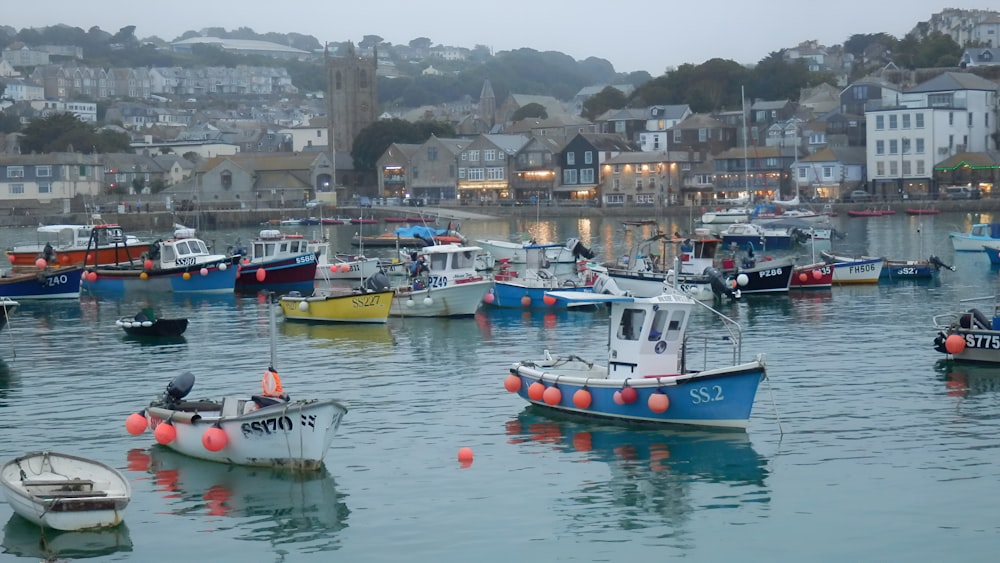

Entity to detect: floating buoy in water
[520,295,532,307]
[202,426,228,452]
[945,334,967,354]
[483,292,495,305]
[504,374,521,392]
[457,447,474,463]
[573,388,592,409]
[527,381,545,401]
[125,412,147,435]
[255,268,266,282]
[648,392,670,413]
[543,294,557,306]
[154,422,176,444]
[542,386,562,405]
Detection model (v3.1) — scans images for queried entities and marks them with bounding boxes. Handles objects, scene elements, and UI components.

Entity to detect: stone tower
[326,42,378,154]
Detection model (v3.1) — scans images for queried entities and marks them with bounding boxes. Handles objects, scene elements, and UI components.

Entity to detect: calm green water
[1,211,1000,562]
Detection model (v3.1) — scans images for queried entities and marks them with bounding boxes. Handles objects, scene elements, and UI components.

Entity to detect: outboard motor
[568,238,595,260]
[704,267,739,300]
[928,255,955,272]
[163,371,195,407]
[362,271,391,292]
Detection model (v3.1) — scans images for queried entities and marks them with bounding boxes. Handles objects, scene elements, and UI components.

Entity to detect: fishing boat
[5,221,149,268]
[353,225,465,247]
[720,222,794,251]
[80,225,237,294]
[933,300,1000,363]
[115,308,188,337]
[0,451,131,531]
[722,244,795,294]
[820,251,884,284]
[279,278,394,324]
[125,298,349,469]
[474,237,594,265]
[0,264,85,299]
[483,245,595,309]
[0,297,17,332]
[311,243,382,281]
[881,256,954,280]
[504,288,767,428]
[789,262,834,289]
[983,242,1000,265]
[232,230,317,294]
[950,223,1000,252]
[699,206,751,225]
[376,244,492,317]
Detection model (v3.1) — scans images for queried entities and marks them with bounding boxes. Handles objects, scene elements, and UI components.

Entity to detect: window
[483,149,496,161]
[468,168,484,180]
[987,113,990,127]
[566,152,575,166]
[653,137,660,149]
[968,113,973,127]
[584,151,593,165]
[902,114,911,128]
[822,166,833,179]
[427,147,438,161]
[486,167,504,180]
[636,178,643,191]
[9,183,24,194]
[876,161,885,175]
[38,182,51,194]
[889,161,898,175]
[876,140,885,155]
[889,140,898,154]
[7,166,24,179]
[902,160,911,175]
[673,129,681,143]
[901,138,911,153]
[698,128,708,142]
[916,113,924,128]
[468,150,480,161]
[916,139,924,153]
[606,194,624,204]
[613,164,621,174]
[562,169,578,184]
[876,115,884,130]
[797,167,807,179]
[916,161,925,175]
[458,167,466,179]
[617,308,645,341]
[35,165,52,177]
[413,166,419,179]
[889,115,897,129]
[949,112,954,126]
[461,152,467,161]
[612,178,620,190]
[580,168,595,184]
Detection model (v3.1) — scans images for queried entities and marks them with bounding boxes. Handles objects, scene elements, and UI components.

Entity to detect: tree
[359,35,383,50]
[408,37,432,50]
[512,102,548,121]
[351,118,453,171]
[581,86,627,121]
[20,113,116,154]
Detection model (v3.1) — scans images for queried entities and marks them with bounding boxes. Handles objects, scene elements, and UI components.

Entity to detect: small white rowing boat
[1,451,131,531]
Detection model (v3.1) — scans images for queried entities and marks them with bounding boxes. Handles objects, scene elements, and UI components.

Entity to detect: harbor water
[1,210,1000,562]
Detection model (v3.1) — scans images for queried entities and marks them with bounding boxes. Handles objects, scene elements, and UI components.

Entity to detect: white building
[3,79,44,101]
[638,105,692,152]
[865,72,998,197]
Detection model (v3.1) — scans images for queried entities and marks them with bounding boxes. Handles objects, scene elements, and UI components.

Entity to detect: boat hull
[280,290,393,323]
[81,261,237,294]
[7,244,151,268]
[117,318,188,337]
[790,263,834,289]
[508,359,766,428]
[604,270,668,298]
[389,279,490,317]
[235,254,317,294]
[881,260,937,281]
[144,399,347,470]
[0,265,84,299]
[485,281,594,309]
[1,451,130,531]
[829,257,884,284]
[730,258,795,294]
[721,234,792,251]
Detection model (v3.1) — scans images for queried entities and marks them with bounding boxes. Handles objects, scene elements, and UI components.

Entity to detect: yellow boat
[279,288,393,323]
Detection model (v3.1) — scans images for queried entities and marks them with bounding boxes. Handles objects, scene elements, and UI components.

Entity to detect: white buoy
[298,301,309,312]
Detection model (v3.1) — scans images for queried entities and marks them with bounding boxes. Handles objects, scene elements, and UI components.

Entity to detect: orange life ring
[261,368,284,397]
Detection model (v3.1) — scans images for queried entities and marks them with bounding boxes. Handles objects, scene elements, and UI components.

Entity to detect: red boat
[6,223,149,268]
[233,230,318,294]
[790,262,833,289]
[350,217,378,225]
[905,208,940,215]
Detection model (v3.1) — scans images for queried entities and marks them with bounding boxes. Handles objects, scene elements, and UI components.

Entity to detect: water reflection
[280,318,396,347]
[2,515,132,559]
[934,359,1000,398]
[128,447,349,551]
[506,410,769,532]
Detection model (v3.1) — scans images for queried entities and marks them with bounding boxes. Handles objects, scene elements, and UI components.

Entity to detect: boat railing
[688,299,743,365]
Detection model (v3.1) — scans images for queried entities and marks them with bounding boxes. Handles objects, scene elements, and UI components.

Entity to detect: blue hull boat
[506,291,767,429]
[82,265,236,294]
[485,281,593,309]
[880,256,953,281]
[0,265,84,299]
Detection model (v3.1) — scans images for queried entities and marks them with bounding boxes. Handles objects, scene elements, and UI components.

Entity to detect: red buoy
[520,295,532,307]
[543,294,557,306]
[504,374,522,393]
[573,388,592,409]
[154,422,176,444]
[483,292,495,305]
[945,334,967,355]
[255,268,266,282]
[542,386,562,405]
[648,392,670,413]
[202,426,228,452]
[527,382,545,401]
[620,386,638,404]
[125,412,147,435]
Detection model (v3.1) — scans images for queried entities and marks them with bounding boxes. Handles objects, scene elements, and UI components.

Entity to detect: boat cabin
[608,293,694,378]
[250,230,312,262]
[410,244,485,286]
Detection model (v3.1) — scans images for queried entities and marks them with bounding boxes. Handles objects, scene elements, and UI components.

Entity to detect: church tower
[479,79,496,130]
[326,42,378,154]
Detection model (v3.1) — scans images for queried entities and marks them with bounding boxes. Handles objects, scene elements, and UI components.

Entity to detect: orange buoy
[202,426,228,451]
[520,295,532,307]
[154,422,176,444]
[58,254,70,265]
[262,368,284,397]
[543,294,557,306]
[139,272,149,281]
[573,388,592,409]
[457,446,474,463]
[613,390,625,405]
[255,268,266,282]
[125,412,147,435]
[812,269,823,280]
[182,272,191,281]
[542,386,562,405]
[35,258,47,269]
[339,264,351,273]
[798,272,808,283]
[504,374,522,392]
[527,381,545,401]
[945,334,967,354]
[648,392,670,413]
[483,292,495,305]
[144,259,154,270]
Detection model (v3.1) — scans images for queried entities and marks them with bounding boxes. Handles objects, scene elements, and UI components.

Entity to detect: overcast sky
[7,1,996,74]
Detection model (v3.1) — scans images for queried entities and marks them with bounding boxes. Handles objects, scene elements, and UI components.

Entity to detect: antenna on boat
[267,291,278,371]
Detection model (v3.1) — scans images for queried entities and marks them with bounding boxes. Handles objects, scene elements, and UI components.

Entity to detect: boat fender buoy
[542,386,562,405]
[504,374,521,392]
[202,425,228,452]
[945,333,967,355]
[573,388,592,409]
[648,392,670,413]
[141,321,153,327]
[527,381,545,401]
[154,421,177,444]
[125,412,148,435]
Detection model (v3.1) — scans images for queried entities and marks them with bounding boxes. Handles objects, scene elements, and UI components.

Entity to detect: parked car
[844,190,872,203]
[358,197,373,208]
[944,186,980,200]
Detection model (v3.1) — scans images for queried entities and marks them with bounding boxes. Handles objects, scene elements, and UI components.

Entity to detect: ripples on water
[2,213,1000,561]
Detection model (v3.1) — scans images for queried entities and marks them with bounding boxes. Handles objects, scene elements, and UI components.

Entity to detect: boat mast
[268,292,278,371]
[742,85,750,201]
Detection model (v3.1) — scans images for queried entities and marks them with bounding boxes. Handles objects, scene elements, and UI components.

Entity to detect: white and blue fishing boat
[81,226,237,294]
[983,242,1000,266]
[483,244,594,310]
[949,223,1000,252]
[719,222,794,251]
[933,299,1000,363]
[505,288,766,429]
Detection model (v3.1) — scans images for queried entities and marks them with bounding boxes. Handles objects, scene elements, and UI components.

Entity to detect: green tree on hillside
[512,102,548,121]
[351,118,455,172]
[581,86,627,120]
[20,113,132,154]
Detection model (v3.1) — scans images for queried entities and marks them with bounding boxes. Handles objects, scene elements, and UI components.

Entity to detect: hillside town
[1,7,999,219]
